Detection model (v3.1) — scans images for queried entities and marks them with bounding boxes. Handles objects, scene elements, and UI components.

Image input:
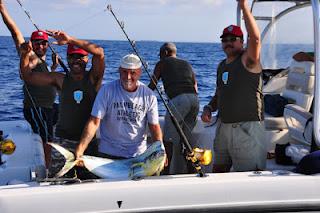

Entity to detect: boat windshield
[251,0,314,69]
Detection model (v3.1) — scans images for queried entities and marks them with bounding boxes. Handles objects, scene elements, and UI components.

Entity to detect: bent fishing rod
[15,0,69,74]
[107,5,205,177]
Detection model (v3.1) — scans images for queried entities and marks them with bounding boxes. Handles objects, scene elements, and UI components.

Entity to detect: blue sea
[0,36,313,121]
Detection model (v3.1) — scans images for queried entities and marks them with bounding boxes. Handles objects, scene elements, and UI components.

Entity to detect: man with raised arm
[0,0,57,168]
[148,42,199,174]
[75,54,163,164]
[201,0,266,172]
[19,30,105,177]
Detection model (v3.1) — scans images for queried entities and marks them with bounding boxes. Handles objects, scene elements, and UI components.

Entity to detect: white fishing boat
[1,0,320,212]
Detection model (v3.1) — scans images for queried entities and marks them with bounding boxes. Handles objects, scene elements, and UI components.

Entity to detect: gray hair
[160,42,177,55]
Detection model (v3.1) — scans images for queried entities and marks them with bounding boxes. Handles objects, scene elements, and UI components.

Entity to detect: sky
[0,0,314,43]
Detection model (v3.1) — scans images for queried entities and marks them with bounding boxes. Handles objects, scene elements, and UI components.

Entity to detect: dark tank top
[55,72,97,140]
[23,61,56,108]
[217,54,264,123]
[160,57,196,99]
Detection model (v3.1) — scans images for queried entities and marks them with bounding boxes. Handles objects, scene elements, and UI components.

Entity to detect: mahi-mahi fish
[49,141,166,180]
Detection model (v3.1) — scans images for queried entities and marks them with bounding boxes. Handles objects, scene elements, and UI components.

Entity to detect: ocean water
[0,36,313,121]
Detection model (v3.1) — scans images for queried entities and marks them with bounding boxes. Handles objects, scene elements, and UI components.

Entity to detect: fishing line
[15,0,69,74]
[106,5,205,177]
[64,9,106,32]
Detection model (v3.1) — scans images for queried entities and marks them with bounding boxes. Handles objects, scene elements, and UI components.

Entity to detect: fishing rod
[106,5,206,177]
[15,0,69,74]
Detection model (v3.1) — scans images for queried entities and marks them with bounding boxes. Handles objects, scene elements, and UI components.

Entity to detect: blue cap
[295,150,320,175]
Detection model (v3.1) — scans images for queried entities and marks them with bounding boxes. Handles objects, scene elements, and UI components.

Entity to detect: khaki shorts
[213,120,267,171]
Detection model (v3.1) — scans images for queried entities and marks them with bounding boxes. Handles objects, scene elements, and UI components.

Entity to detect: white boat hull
[1,172,320,212]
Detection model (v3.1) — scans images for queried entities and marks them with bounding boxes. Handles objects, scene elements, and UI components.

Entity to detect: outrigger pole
[15,0,69,74]
[106,5,205,177]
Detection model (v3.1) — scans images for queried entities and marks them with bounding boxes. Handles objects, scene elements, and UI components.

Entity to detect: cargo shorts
[213,120,267,171]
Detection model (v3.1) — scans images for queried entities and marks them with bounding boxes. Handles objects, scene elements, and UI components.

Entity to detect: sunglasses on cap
[221,37,242,43]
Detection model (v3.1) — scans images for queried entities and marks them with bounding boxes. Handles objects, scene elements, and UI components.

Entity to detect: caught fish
[49,141,166,180]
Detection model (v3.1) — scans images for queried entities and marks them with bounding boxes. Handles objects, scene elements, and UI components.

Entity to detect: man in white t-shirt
[75,54,163,159]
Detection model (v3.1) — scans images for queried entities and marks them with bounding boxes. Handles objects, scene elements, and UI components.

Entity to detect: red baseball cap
[67,44,88,56]
[220,25,243,38]
[30,30,48,41]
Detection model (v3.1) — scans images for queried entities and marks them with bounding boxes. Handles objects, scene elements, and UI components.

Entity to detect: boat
[1,0,320,212]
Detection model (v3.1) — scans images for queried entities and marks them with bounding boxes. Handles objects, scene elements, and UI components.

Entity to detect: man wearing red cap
[0,1,57,168]
[201,0,266,172]
[19,30,105,178]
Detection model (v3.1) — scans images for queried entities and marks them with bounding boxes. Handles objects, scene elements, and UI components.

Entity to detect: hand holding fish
[75,148,84,167]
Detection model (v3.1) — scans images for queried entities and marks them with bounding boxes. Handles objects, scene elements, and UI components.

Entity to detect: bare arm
[192,71,198,93]
[75,116,101,159]
[239,0,262,73]
[201,91,218,123]
[20,41,63,89]
[0,0,25,54]
[207,93,218,112]
[148,123,163,142]
[50,53,59,72]
[148,62,162,90]
[47,30,105,91]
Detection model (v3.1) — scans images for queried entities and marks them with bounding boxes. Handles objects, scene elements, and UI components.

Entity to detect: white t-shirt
[91,79,159,158]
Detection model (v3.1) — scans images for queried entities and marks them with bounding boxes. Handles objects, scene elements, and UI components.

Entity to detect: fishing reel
[0,139,16,155]
[188,147,212,166]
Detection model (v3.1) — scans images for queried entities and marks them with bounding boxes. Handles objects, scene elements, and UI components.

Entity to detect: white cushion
[284,104,313,145]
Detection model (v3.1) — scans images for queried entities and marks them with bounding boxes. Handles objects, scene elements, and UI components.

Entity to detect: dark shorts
[23,107,54,142]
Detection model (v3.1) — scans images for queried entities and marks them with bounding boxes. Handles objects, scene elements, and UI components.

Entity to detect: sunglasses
[32,40,48,46]
[221,37,242,43]
[67,54,87,60]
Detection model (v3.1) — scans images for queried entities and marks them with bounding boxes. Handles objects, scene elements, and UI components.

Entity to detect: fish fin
[155,163,165,176]
[55,160,78,178]
[131,162,145,168]
[155,170,161,176]
[48,143,77,178]
[48,143,75,161]
[129,162,145,179]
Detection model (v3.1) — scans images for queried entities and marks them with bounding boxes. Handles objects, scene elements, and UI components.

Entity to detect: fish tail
[48,143,77,178]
